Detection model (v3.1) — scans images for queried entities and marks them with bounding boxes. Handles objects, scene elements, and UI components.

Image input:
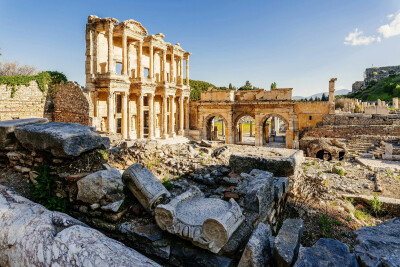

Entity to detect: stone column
[162,95,168,139]
[265,124,270,144]
[169,96,176,137]
[329,78,337,114]
[122,31,127,75]
[170,50,174,83]
[138,93,144,138]
[238,123,243,142]
[221,120,225,137]
[107,91,115,133]
[185,57,189,86]
[137,40,143,79]
[107,23,114,73]
[179,57,183,85]
[185,97,190,132]
[149,44,153,79]
[213,125,218,140]
[122,92,128,139]
[178,96,184,135]
[148,93,154,139]
[393,97,399,109]
[249,121,253,137]
[162,49,167,82]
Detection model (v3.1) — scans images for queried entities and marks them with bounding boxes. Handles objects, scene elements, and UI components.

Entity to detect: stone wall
[352,81,364,92]
[0,81,52,121]
[364,65,400,87]
[321,114,400,126]
[53,82,93,126]
[294,101,329,131]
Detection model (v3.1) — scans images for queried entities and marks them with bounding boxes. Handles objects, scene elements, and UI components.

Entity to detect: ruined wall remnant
[0,81,52,121]
[53,82,94,126]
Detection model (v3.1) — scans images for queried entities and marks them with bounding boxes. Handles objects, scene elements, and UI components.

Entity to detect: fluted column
[138,93,144,138]
[162,49,167,82]
[137,40,143,79]
[122,31,127,75]
[107,24,114,73]
[169,95,176,137]
[148,93,154,139]
[185,97,189,131]
[162,95,168,139]
[179,57,183,85]
[122,92,128,139]
[149,44,153,79]
[178,96,184,135]
[107,91,115,133]
[185,58,189,86]
[170,50,174,83]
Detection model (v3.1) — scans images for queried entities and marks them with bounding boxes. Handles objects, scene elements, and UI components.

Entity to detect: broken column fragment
[155,186,244,253]
[122,163,170,212]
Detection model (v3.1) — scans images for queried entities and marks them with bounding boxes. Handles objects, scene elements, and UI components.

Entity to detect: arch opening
[316,150,332,161]
[234,115,255,145]
[339,151,345,161]
[205,115,226,142]
[261,115,287,148]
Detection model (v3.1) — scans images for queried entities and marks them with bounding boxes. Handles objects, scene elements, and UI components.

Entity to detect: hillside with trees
[347,74,400,101]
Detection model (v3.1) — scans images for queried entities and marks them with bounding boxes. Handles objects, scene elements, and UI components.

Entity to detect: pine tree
[271,82,277,89]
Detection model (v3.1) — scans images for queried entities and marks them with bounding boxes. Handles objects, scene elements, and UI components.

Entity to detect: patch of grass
[320,213,343,238]
[354,209,370,221]
[199,150,204,157]
[32,165,66,212]
[98,149,108,160]
[303,167,308,173]
[337,168,345,176]
[162,177,173,190]
[370,193,383,217]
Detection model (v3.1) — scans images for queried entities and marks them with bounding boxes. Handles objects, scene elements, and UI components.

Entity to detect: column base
[177,130,184,136]
[147,136,155,140]
[169,132,176,138]
[162,133,169,139]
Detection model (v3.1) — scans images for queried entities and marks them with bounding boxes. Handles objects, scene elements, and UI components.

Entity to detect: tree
[309,97,314,101]
[0,61,38,76]
[229,83,233,90]
[238,80,254,91]
[321,93,327,101]
[271,82,277,89]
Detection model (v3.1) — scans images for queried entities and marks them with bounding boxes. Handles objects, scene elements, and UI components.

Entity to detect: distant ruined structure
[189,80,337,149]
[352,65,400,92]
[85,15,191,140]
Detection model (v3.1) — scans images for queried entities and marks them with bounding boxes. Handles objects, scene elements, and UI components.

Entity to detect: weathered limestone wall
[294,102,329,131]
[322,114,400,126]
[53,82,94,126]
[0,81,51,121]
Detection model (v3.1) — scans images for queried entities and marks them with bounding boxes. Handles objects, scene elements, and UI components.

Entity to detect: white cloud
[344,28,381,46]
[378,13,400,38]
[387,14,394,19]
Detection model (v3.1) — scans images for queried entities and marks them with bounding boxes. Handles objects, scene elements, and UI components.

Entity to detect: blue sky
[1,0,400,96]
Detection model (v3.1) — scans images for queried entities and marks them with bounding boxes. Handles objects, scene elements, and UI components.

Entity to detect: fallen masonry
[0,119,399,266]
[0,185,161,267]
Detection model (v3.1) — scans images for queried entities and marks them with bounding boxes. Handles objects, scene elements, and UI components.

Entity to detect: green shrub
[337,168,344,176]
[32,165,66,212]
[98,149,108,160]
[370,193,383,216]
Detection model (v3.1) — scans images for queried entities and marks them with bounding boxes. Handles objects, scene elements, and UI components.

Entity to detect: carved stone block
[155,186,244,254]
[122,163,170,212]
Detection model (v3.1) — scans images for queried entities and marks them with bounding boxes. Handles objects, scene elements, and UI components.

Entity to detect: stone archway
[259,113,291,148]
[202,113,229,142]
[233,113,255,145]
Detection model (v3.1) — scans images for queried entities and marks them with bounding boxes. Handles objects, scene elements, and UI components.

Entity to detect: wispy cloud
[344,28,381,46]
[344,11,400,46]
[378,13,400,38]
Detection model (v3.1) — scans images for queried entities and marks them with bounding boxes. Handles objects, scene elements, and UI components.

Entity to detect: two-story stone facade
[85,15,191,139]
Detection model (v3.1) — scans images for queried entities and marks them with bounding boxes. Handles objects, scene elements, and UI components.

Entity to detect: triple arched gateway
[189,84,336,149]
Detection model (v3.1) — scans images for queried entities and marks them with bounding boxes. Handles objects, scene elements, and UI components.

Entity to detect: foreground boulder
[0,185,160,267]
[294,238,358,267]
[0,118,48,149]
[273,218,304,267]
[76,168,124,205]
[14,122,109,157]
[354,217,400,267]
[238,222,273,267]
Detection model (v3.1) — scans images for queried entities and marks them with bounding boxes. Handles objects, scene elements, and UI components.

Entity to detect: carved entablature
[144,33,169,50]
[169,43,185,58]
[184,52,192,60]
[155,186,244,254]
[116,19,148,39]
[88,15,119,27]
